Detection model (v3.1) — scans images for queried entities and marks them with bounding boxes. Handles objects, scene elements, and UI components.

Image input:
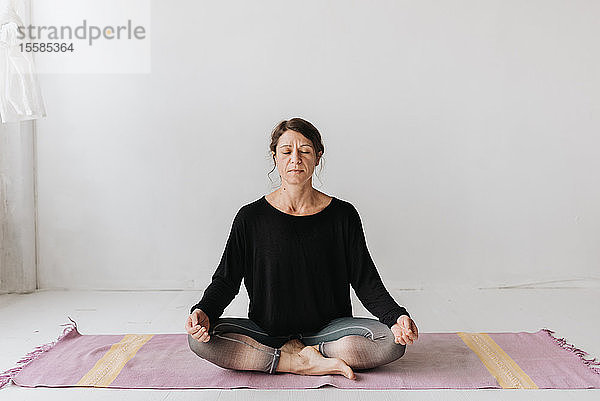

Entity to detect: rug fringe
[0,317,79,389]
[542,328,600,375]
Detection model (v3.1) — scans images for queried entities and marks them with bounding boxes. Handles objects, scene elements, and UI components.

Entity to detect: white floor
[1,283,599,400]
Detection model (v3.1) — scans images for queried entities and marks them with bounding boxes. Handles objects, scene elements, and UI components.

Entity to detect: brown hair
[267,118,325,185]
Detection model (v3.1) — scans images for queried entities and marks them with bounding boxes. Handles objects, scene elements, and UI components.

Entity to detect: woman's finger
[186,319,195,331]
[401,327,414,341]
[192,327,205,339]
[395,336,406,345]
[404,326,416,340]
[411,329,419,341]
[192,331,207,341]
[187,322,201,334]
[198,327,209,339]
[411,321,419,336]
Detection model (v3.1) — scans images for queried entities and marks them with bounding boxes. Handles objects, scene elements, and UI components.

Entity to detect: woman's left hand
[391,315,419,345]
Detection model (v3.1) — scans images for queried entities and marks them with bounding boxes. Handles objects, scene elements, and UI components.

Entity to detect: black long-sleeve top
[190,195,410,337]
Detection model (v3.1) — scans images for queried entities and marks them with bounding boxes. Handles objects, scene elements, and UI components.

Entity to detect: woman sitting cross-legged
[185,118,419,379]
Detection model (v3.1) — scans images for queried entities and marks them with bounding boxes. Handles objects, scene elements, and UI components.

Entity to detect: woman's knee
[383,335,406,361]
[329,331,405,370]
[367,330,406,368]
[188,334,204,356]
[187,333,233,370]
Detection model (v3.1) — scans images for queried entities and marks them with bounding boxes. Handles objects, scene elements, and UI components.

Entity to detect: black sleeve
[189,209,245,324]
[346,204,410,329]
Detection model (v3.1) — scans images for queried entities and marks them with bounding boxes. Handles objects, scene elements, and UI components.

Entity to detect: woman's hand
[391,315,419,345]
[186,308,211,343]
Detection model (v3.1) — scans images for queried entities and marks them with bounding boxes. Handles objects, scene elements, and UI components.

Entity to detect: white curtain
[0,0,43,293]
[0,0,46,123]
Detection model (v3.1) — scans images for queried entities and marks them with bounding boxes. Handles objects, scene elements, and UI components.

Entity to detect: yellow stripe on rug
[457,332,538,389]
[77,334,153,387]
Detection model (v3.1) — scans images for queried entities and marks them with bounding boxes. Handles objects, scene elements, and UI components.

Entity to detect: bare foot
[281,339,318,354]
[281,339,305,354]
[296,345,356,380]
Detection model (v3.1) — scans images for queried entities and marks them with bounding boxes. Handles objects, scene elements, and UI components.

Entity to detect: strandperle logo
[17,20,147,46]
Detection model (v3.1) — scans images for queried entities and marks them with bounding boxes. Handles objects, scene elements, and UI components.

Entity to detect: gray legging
[187,316,406,374]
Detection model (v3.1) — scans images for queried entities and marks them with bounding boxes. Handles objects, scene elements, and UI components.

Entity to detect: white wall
[35,0,600,291]
[0,121,37,294]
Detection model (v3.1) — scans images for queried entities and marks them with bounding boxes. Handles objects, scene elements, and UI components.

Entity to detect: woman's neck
[269,187,322,214]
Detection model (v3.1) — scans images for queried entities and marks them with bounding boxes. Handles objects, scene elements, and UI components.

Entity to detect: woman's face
[272,130,322,186]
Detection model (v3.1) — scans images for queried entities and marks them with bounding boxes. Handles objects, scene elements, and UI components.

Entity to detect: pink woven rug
[1,318,599,390]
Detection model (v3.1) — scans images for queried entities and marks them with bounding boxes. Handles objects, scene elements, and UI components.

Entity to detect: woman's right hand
[186,308,211,343]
